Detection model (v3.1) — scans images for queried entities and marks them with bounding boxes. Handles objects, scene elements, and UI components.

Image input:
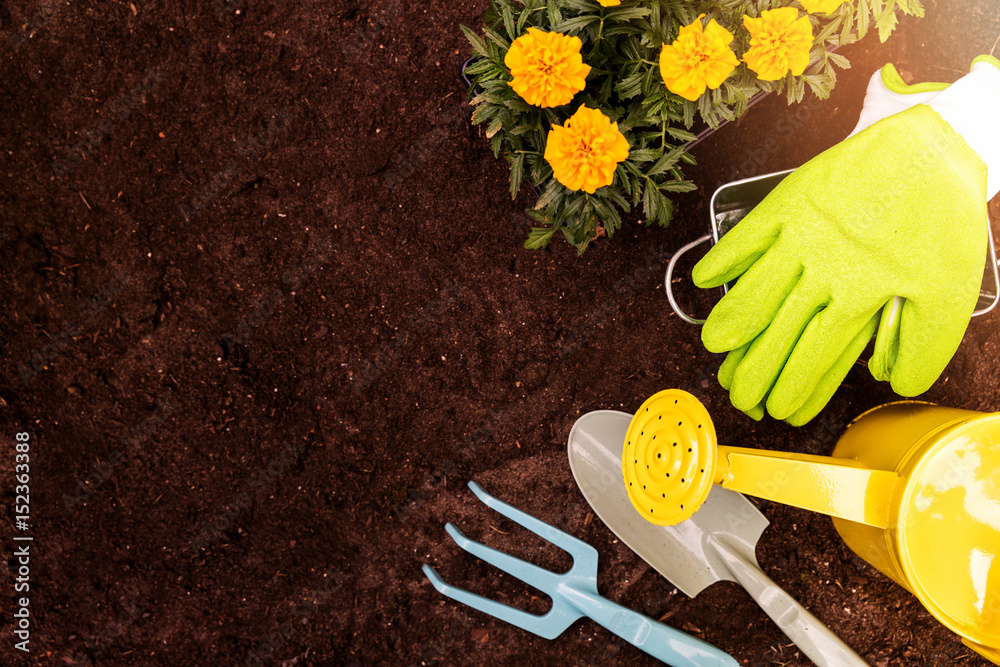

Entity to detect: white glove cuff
[927,57,1000,199]
[849,65,946,138]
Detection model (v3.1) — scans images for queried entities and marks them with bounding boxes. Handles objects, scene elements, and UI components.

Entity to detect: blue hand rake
[423,481,738,667]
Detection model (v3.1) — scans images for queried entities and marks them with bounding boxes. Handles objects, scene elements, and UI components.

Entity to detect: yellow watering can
[622,389,1000,664]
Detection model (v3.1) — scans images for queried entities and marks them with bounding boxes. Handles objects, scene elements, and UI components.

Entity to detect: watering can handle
[708,534,870,667]
[665,234,713,325]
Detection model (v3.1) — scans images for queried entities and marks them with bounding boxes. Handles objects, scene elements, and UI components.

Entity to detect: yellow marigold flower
[505,27,591,108]
[659,14,739,101]
[597,0,621,6]
[799,0,846,14]
[544,106,630,194]
[742,8,814,81]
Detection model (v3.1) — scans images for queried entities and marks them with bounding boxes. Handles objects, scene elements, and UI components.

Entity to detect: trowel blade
[568,410,770,598]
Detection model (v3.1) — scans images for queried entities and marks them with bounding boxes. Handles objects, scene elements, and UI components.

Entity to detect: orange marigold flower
[505,27,591,108]
[544,106,630,194]
[742,8,813,81]
[799,0,847,14]
[659,14,739,101]
[597,0,621,6]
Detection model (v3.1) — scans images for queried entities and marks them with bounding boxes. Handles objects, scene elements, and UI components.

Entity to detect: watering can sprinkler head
[621,389,717,525]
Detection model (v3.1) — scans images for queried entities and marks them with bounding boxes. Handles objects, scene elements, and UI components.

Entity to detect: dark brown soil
[1,1,999,665]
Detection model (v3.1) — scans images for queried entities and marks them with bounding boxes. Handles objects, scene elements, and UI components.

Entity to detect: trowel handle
[709,534,869,667]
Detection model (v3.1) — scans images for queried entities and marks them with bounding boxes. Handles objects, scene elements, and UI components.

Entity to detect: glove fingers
[768,302,883,420]
[744,400,765,421]
[692,207,783,289]
[728,278,826,412]
[869,296,902,382]
[720,343,764,420]
[890,293,977,396]
[718,342,751,390]
[700,243,803,353]
[785,312,880,427]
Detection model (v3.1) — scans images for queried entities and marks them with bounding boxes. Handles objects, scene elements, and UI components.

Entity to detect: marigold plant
[743,8,813,81]
[800,0,847,14]
[506,28,591,107]
[659,14,739,101]
[545,106,630,192]
[463,0,924,253]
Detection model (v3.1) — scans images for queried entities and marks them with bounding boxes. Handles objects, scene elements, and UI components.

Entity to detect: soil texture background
[2,0,1000,665]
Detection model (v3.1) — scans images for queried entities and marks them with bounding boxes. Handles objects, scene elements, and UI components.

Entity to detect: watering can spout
[712,447,898,528]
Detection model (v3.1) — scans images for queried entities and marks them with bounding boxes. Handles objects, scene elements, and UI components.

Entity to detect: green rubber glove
[715,63,949,424]
[693,57,1000,426]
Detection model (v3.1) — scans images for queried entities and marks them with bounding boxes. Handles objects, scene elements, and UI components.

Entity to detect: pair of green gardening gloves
[694,56,1000,425]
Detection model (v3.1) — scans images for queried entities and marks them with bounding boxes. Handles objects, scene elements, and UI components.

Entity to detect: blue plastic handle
[561,584,738,667]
